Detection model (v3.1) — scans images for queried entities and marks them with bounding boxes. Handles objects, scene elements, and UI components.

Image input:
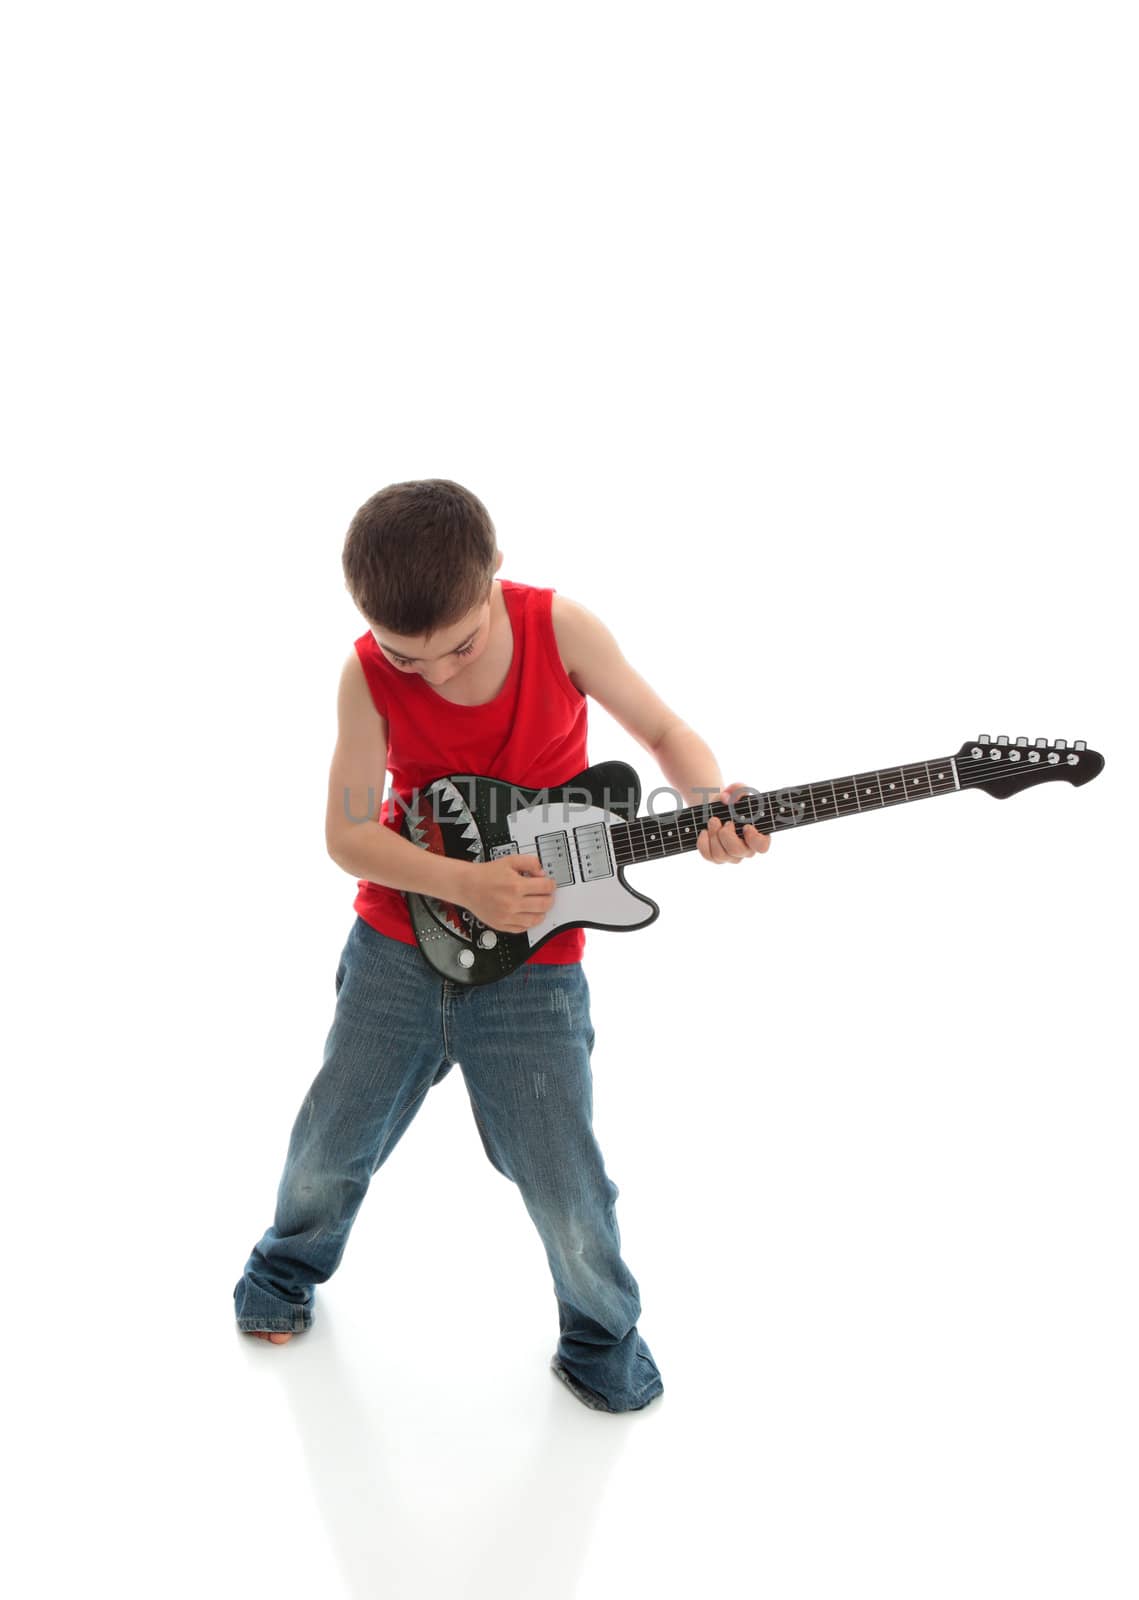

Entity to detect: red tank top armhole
[536,588,587,707]
[354,633,389,719]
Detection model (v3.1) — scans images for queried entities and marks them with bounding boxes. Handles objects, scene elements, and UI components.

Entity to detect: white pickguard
[505,800,655,946]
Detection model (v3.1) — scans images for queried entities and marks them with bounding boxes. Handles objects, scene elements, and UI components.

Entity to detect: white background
[4,3,1135,1597]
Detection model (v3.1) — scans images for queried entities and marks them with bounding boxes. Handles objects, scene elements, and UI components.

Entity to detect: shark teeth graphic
[426,896,471,939]
[433,780,468,815]
[422,779,485,862]
[404,799,429,848]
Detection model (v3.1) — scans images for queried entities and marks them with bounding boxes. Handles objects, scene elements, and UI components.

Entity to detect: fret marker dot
[842,791,849,799]
[889,783,895,790]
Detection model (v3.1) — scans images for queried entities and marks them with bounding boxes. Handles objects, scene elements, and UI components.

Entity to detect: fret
[732,791,767,832]
[926,759,956,796]
[832,777,860,818]
[810,782,833,818]
[733,793,764,835]
[677,809,703,851]
[877,767,908,805]
[747,792,772,835]
[656,812,685,852]
[638,814,667,860]
[771,789,806,828]
[620,817,637,860]
[853,770,885,811]
[901,762,933,800]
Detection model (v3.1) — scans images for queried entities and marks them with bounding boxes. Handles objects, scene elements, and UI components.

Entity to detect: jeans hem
[235,1311,312,1333]
[550,1355,663,1414]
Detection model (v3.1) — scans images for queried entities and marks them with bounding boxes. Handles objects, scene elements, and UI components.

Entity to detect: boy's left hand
[697,782,772,865]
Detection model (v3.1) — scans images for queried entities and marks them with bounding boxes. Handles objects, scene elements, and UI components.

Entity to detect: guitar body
[400,760,659,984]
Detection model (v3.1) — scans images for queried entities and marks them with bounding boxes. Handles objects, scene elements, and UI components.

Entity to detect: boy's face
[368,577,497,689]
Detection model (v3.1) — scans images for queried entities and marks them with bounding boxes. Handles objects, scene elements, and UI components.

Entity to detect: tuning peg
[1034,737,1047,748]
[1074,740,1086,751]
[978,734,990,744]
[996,734,1009,745]
[1054,738,1066,750]
[1015,736,1028,747]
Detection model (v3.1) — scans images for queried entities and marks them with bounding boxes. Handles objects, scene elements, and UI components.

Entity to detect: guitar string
[611,758,1075,851]
[605,755,1087,862]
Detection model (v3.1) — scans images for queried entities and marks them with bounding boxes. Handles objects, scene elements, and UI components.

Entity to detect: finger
[706,816,741,863]
[716,825,742,864]
[710,817,734,862]
[521,880,557,901]
[719,818,748,861]
[727,816,771,858]
[727,822,761,858]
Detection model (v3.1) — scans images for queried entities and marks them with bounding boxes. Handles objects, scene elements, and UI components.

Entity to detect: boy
[233,478,769,1413]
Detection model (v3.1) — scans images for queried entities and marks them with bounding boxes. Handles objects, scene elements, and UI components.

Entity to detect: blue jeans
[233,915,663,1413]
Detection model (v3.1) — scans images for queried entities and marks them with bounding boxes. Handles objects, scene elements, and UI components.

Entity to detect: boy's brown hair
[342,478,498,639]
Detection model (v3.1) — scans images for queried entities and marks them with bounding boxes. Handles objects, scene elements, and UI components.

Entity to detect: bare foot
[245,1330,295,1343]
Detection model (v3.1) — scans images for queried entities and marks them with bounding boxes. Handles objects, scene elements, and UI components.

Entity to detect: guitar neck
[611,751,963,865]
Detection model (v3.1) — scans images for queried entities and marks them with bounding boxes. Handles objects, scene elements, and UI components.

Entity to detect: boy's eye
[388,638,475,666]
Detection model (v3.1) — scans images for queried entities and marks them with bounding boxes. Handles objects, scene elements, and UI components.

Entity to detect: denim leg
[234,920,452,1332]
[451,960,663,1413]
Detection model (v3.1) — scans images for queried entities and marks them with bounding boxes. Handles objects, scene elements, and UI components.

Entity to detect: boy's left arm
[552,595,770,865]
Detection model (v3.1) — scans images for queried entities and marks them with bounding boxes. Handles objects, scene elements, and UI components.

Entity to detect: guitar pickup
[490,841,519,860]
[574,821,613,882]
[536,830,575,886]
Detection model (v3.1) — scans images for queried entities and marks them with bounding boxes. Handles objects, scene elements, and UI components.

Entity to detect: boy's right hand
[457,855,557,933]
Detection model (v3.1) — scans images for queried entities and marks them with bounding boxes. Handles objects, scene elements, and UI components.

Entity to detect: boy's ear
[493,549,504,574]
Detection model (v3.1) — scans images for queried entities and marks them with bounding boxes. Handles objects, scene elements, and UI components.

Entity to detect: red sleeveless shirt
[352,579,589,963]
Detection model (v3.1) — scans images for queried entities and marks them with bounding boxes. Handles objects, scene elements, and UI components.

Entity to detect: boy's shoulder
[546,590,613,671]
[501,580,597,680]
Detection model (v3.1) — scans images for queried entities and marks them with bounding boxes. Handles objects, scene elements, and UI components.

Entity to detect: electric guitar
[399,734,1104,985]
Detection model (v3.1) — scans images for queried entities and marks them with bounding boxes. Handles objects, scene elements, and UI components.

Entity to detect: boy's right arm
[324,652,556,930]
[324,650,471,902]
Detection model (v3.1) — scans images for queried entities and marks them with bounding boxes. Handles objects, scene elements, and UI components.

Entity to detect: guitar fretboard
[609,754,960,865]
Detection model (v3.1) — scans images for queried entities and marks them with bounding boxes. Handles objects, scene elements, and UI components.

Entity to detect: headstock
[954,735,1105,799]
